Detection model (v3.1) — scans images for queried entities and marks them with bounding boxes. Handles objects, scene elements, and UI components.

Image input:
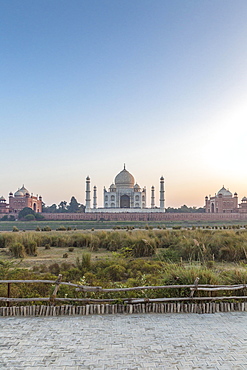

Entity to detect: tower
[151,186,155,208]
[159,176,165,211]
[85,176,91,210]
[93,186,97,209]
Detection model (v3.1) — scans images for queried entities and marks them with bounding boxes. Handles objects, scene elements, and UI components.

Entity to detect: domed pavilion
[205,186,238,213]
[85,165,165,213]
[9,185,42,214]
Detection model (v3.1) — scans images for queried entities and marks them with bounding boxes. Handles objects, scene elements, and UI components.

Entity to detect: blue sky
[1,0,247,207]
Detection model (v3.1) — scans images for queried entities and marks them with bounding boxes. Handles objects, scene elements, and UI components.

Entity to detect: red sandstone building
[0,196,9,214]
[239,197,247,213]
[8,185,42,214]
[205,186,247,214]
[205,186,240,213]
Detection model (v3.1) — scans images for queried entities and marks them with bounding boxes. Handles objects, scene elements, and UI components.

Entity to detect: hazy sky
[1,0,247,208]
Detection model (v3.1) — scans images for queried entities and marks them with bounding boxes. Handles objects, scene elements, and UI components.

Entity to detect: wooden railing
[0,275,246,305]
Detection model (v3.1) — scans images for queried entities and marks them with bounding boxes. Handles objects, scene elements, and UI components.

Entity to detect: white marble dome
[115,166,135,188]
[14,185,30,197]
[217,186,232,197]
[14,189,25,197]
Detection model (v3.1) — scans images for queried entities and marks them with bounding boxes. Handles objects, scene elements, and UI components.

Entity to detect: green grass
[1,219,247,232]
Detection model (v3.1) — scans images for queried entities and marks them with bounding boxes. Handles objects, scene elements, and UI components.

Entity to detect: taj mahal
[85,165,165,213]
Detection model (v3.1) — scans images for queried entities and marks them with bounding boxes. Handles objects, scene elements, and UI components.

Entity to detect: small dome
[134,183,140,189]
[115,166,135,188]
[217,186,232,197]
[242,196,247,202]
[19,185,30,196]
[14,189,25,197]
[110,183,116,189]
[0,196,6,201]
[14,185,30,198]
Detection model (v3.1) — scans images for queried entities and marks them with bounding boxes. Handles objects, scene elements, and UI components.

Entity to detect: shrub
[39,264,48,273]
[60,262,74,271]
[104,264,126,281]
[49,263,60,275]
[24,241,38,256]
[131,238,156,257]
[158,248,181,263]
[0,235,6,248]
[63,253,68,258]
[12,226,19,232]
[9,242,25,258]
[56,226,67,231]
[42,226,52,231]
[35,213,44,221]
[44,244,51,250]
[206,260,215,269]
[76,253,91,271]
[68,247,74,252]
[24,214,35,221]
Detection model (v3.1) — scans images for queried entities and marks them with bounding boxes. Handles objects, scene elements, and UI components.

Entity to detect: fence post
[190,277,199,298]
[50,274,62,306]
[7,283,11,307]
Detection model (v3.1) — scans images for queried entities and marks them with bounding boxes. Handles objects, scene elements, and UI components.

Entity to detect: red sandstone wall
[42,212,247,222]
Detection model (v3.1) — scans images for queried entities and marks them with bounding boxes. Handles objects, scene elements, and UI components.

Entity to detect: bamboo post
[50,274,62,306]
[190,277,200,298]
[7,283,11,307]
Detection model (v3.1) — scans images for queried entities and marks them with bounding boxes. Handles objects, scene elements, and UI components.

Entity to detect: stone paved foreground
[0,312,247,369]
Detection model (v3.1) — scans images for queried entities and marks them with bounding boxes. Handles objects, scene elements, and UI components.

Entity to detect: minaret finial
[124,163,126,170]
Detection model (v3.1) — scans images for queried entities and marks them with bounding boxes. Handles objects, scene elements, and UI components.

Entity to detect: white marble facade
[85,165,165,213]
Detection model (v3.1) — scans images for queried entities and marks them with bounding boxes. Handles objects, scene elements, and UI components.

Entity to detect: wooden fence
[0,275,246,316]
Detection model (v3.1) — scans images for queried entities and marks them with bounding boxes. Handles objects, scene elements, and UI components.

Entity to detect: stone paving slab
[0,312,247,369]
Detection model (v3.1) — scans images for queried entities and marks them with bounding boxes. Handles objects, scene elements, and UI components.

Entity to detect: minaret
[85,176,91,210]
[93,186,97,209]
[151,186,155,208]
[159,176,165,211]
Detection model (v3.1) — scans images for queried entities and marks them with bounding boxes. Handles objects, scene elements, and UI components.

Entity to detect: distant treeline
[165,205,205,213]
[42,196,85,213]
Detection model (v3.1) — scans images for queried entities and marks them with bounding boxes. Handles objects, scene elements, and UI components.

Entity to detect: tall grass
[1,229,247,262]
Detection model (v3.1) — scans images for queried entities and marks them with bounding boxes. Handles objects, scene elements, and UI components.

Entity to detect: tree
[48,204,57,213]
[166,205,205,213]
[35,213,45,220]
[58,201,67,213]
[67,196,80,213]
[18,207,44,220]
[18,207,35,220]
[42,199,85,214]
[24,214,36,221]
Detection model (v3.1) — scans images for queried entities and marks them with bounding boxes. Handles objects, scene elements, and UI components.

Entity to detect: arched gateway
[120,194,130,208]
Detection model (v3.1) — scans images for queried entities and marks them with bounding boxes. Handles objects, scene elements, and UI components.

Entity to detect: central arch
[120,194,130,208]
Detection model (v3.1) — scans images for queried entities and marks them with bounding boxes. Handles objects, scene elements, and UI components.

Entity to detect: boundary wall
[42,212,247,222]
[1,302,247,317]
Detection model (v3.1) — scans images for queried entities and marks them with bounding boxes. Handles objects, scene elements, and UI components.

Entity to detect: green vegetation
[0,229,247,304]
[18,207,45,221]
[42,196,85,213]
[166,204,205,213]
[1,219,247,232]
